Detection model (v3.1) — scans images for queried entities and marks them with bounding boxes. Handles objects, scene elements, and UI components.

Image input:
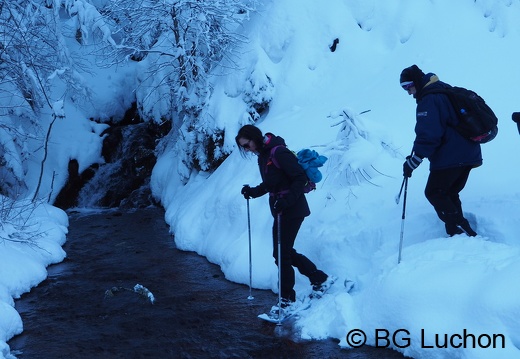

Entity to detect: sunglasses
[240,139,252,149]
[401,81,415,91]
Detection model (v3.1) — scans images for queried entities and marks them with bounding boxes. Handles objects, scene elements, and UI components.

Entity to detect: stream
[8,207,405,358]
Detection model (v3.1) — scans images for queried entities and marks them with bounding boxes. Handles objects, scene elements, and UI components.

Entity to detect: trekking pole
[276,212,283,326]
[395,176,406,204]
[246,196,254,300]
[396,149,414,204]
[398,177,409,264]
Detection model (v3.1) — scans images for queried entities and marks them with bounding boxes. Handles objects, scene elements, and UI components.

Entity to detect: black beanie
[400,65,426,89]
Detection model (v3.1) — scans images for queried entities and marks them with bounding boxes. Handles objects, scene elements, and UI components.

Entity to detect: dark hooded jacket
[412,73,482,170]
[253,133,310,218]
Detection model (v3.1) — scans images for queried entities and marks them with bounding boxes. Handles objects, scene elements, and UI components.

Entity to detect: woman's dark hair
[235,125,264,155]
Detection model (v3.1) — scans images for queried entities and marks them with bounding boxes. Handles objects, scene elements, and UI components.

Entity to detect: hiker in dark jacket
[513,112,520,135]
[235,124,333,314]
[400,65,481,237]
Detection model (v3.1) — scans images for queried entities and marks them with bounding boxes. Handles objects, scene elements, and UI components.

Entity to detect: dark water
[8,208,406,358]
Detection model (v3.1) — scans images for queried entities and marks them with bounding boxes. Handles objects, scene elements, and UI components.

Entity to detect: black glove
[241,185,263,199]
[241,185,252,199]
[273,198,289,213]
[403,154,423,178]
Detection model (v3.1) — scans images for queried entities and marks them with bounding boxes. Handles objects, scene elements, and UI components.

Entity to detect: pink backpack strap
[268,145,285,170]
[266,145,290,197]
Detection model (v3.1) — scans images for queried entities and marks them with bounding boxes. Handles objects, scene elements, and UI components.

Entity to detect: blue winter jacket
[412,73,483,170]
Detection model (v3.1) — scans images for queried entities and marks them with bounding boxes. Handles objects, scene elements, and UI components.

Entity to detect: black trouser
[424,166,472,233]
[272,215,327,302]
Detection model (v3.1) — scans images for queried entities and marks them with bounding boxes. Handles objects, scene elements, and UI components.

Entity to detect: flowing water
[8,208,405,359]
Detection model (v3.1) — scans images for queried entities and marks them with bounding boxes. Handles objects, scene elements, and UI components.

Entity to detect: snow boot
[446,218,477,237]
[457,218,477,237]
[268,299,301,319]
[444,211,477,237]
[311,275,336,298]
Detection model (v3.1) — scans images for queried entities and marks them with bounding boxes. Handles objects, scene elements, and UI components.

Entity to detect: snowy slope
[151,1,520,358]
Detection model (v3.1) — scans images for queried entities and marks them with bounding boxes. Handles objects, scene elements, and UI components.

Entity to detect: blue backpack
[269,145,327,193]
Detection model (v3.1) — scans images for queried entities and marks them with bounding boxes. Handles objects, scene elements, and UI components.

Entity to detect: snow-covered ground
[2,1,520,358]
[0,201,68,358]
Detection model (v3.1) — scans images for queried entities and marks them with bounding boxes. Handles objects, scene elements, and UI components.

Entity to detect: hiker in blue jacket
[235,124,333,314]
[400,65,481,237]
[513,112,520,135]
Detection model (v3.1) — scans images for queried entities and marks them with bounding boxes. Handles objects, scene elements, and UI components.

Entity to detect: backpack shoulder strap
[268,145,285,169]
[420,86,450,99]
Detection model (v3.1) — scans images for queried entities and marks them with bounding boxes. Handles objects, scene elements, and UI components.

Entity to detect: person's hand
[274,198,289,213]
[241,185,252,199]
[403,154,423,178]
[242,185,263,199]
